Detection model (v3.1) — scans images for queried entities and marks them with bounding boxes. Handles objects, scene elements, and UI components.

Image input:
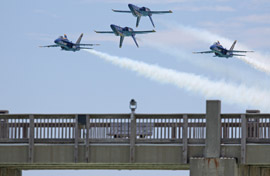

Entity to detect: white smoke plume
[142,41,251,81]
[142,39,270,88]
[86,49,270,111]
[169,23,270,74]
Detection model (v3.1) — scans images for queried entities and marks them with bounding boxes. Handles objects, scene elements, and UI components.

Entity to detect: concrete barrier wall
[0,144,269,166]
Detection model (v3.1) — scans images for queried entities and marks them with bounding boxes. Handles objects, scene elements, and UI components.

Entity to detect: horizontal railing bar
[5,123,269,128]
[1,114,270,119]
[3,122,217,128]
[222,139,241,144]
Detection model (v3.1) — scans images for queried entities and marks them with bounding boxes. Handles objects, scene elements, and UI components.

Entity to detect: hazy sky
[1,0,270,175]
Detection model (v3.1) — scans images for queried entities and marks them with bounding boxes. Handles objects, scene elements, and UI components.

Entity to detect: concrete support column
[190,158,238,176]
[0,168,22,176]
[190,100,239,176]
[205,100,221,158]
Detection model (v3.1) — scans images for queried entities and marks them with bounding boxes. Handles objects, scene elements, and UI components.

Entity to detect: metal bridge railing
[0,114,269,144]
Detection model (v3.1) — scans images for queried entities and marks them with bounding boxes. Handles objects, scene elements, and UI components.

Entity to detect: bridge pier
[190,100,239,176]
[0,168,21,176]
[190,157,238,176]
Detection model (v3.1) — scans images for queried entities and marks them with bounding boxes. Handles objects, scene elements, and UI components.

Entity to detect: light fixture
[129,99,137,112]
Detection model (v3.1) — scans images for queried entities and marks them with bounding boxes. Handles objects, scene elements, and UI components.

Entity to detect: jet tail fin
[119,36,125,48]
[76,33,83,44]
[148,15,155,28]
[230,40,237,51]
[132,35,139,48]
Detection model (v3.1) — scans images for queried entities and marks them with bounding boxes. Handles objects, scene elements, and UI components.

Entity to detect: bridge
[0,100,270,176]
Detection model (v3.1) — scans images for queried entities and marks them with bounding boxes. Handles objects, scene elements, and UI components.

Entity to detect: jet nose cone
[210,45,214,50]
[54,39,59,44]
[110,24,116,30]
[128,4,133,8]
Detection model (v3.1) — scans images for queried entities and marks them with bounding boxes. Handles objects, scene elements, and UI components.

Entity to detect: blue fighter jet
[39,33,99,52]
[95,24,155,48]
[112,4,172,28]
[193,40,253,58]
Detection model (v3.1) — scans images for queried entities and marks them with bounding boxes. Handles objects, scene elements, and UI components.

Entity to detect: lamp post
[130,99,137,120]
[129,99,137,163]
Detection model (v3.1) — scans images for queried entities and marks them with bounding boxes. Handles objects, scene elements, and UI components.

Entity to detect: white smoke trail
[86,49,270,111]
[143,40,250,81]
[142,39,270,88]
[170,23,270,74]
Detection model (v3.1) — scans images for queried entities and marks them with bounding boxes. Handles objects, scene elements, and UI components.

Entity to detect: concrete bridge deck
[0,100,270,175]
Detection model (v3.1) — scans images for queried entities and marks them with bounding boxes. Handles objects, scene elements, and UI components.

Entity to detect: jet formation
[193,40,253,58]
[40,33,99,52]
[39,4,254,58]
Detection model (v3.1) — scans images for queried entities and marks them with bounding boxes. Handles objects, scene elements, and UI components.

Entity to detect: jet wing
[193,51,214,54]
[112,9,132,13]
[150,10,173,14]
[76,44,100,46]
[39,45,59,48]
[230,50,254,53]
[94,31,114,34]
[133,30,156,34]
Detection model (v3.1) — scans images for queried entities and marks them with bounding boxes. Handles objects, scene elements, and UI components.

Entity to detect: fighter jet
[39,33,99,52]
[95,24,155,48]
[112,4,172,28]
[193,40,253,58]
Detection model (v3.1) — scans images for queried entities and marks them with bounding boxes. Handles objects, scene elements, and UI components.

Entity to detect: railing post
[182,114,188,164]
[28,115,34,163]
[129,99,137,163]
[0,110,9,139]
[241,114,246,164]
[85,115,90,163]
[74,115,79,163]
[0,119,8,139]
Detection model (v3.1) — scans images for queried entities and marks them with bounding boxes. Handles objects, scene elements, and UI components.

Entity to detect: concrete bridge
[0,100,270,176]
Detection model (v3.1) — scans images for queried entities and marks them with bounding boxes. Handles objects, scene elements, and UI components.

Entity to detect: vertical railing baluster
[47,119,50,139]
[18,119,21,139]
[10,119,14,139]
[267,118,270,139]
[50,119,53,139]
[103,118,105,139]
[14,119,18,139]
[109,118,111,139]
[156,119,158,139]
[264,118,267,138]
[85,115,90,162]
[74,115,78,163]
